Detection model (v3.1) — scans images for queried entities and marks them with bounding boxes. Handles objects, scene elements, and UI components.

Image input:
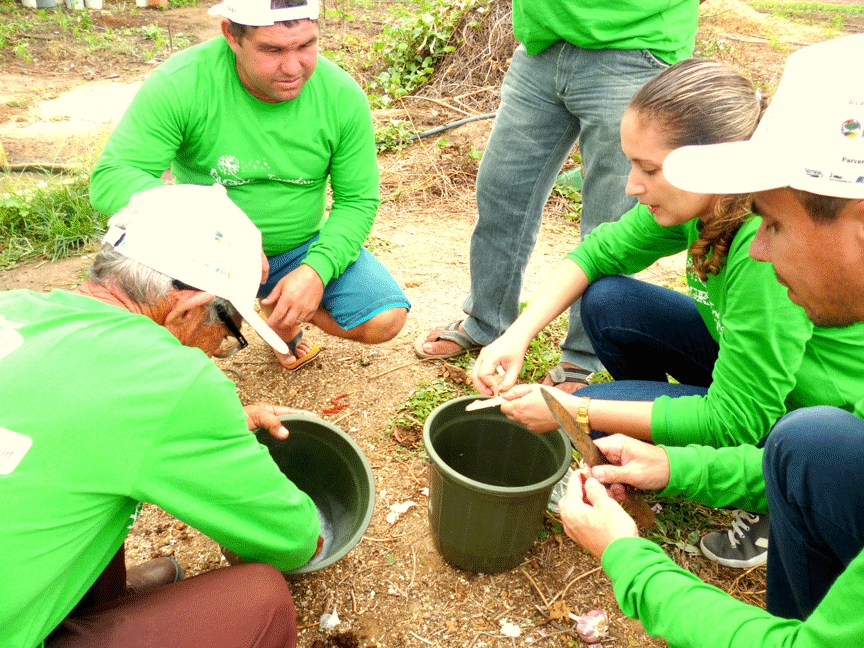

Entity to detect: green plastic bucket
[424,396,572,573]
[223,415,375,576]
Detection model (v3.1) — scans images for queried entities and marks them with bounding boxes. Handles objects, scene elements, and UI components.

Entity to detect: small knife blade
[540,387,655,528]
[540,387,606,466]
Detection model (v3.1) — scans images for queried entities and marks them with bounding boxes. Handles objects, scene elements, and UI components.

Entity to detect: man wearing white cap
[554,34,864,646]
[90,0,409,372]
[0,184,322,648]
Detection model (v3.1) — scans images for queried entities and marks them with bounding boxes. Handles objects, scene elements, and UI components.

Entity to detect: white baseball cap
[664,34,864,200]
[102,184,289,355]
[208,0,319,26]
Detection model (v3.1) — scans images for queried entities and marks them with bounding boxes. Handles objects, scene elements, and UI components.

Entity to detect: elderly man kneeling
[1,184,321,648]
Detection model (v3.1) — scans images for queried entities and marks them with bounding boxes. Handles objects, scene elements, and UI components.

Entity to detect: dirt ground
[1,1,860,646]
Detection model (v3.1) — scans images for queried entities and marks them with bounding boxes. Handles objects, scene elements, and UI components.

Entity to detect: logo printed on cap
[841,119,862,138]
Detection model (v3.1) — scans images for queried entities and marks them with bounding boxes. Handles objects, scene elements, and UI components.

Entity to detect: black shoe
[126,557,183,595]
[700,510,769,568]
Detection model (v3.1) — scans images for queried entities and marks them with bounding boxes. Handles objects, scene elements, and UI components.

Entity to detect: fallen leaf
[548,600,571,622]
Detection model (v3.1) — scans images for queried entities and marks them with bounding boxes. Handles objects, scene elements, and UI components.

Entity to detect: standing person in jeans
[416,0,702,393]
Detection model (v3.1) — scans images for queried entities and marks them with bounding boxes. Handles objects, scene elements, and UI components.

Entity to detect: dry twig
[547,566,603,606]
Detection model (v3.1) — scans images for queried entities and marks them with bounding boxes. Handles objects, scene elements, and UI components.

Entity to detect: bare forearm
[587,399,654,442]
[503,259,590,347]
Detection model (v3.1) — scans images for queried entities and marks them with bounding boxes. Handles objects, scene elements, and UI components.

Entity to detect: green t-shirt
[0,290,319,648]
[598,443,864,647]
[511,0,700,62]
[90,37,380,286]
[568,204,864,447]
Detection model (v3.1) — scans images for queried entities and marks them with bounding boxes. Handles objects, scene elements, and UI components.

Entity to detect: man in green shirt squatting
[1,184,324,648]
[90,0,410,372]
[557,35,864,646]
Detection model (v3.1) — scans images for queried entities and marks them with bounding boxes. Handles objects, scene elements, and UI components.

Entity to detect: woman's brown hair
[628,58,769,280]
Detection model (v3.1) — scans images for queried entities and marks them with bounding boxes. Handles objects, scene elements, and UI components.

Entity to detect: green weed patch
[0,176,106,268]
[368,0,487,108]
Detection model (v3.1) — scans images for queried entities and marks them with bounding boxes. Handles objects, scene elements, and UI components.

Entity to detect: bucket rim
[255,414,376,575]
[422,395,572,496]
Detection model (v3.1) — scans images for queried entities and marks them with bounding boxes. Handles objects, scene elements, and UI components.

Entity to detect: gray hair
[89,243,235,325]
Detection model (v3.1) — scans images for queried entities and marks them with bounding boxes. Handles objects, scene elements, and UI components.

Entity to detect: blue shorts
[257,236,411,330]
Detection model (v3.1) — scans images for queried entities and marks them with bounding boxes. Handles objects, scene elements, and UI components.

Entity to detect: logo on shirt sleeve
[0,427,33,475]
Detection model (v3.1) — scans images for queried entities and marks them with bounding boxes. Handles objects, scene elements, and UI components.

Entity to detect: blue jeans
[582,275,719,386]
[462,42,669,371]
[763,407,864,620]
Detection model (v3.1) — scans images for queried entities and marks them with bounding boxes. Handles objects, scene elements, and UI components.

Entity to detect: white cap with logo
[664,33,864,200]
[208,0,320,26]
[102,184,289,355]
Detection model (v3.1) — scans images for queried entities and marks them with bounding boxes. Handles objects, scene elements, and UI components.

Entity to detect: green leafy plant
[13,42,31,62]
[647,496,732,556]
[389,378,473,436]
[141,24,164,42]
[375,118,416,153]
[0,2,195,65]
[519,306,569,383]
[364,234,391,253]
[368,0,486,108]
[552,167,583,223]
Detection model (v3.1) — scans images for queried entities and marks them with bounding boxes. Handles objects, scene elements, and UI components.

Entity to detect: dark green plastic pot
[223,415,375,576]
[424,395,571,573]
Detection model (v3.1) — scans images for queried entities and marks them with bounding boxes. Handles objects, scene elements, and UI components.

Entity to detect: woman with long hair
[472,58,864,569]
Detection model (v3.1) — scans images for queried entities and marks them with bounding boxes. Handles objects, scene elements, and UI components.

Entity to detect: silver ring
[297,317,304,323]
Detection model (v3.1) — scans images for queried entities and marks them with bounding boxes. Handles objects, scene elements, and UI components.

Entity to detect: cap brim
[207,2,227,17]
[208,0,320,25]
[663,142,792,196]
[232,302,289,355]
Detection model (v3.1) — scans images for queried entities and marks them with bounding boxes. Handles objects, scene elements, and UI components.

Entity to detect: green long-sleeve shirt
[90,37,380,286]
[511,0,700,62]
[601,443,864,648]
[567,204,864,447]
[0,290,319,648]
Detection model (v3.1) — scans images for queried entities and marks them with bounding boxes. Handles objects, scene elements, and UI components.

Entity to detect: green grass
[748,1,864,26]
[0,174,106,268]
[0,1,193,62]
[520,311,569,383]
[389,377,474,437]
[646,495,732,556]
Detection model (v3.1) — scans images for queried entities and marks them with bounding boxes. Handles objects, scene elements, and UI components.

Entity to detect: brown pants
[47,548,297,648]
